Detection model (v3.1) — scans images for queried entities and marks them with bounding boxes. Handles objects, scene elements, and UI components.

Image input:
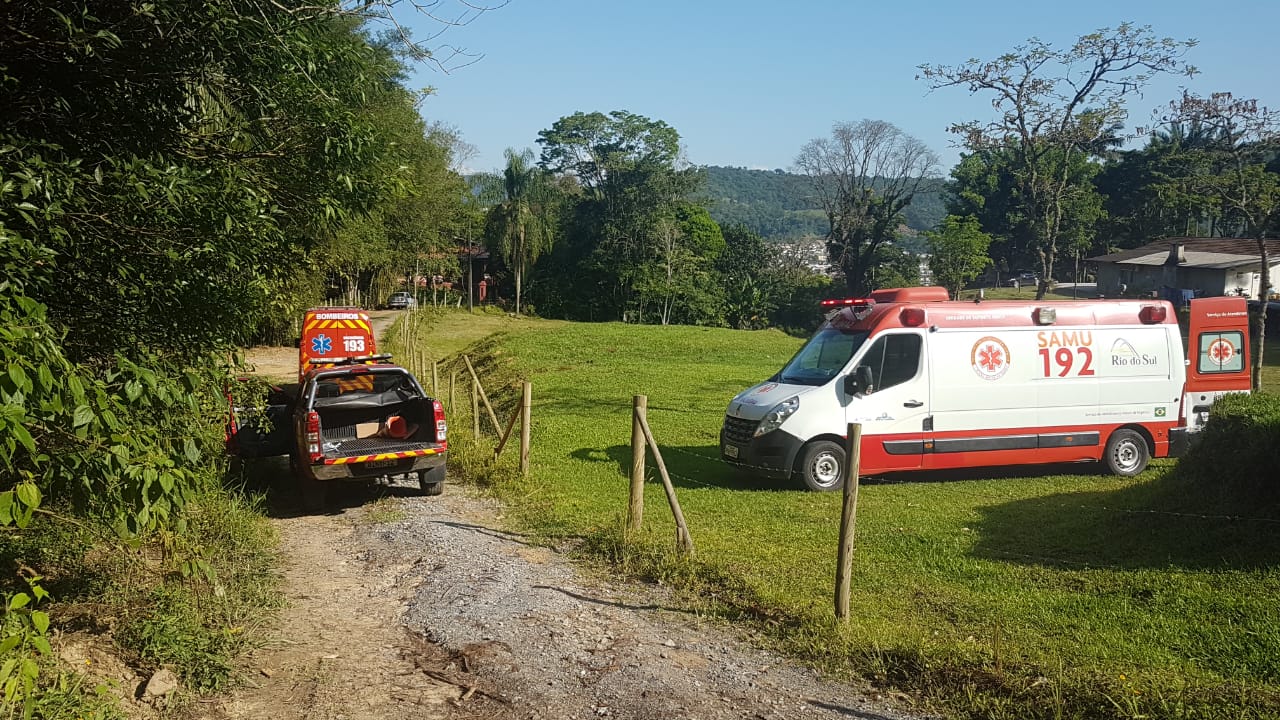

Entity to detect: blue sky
[394,0,1278,175]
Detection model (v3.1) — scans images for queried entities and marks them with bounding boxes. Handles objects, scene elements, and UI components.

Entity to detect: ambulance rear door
[1183,296,1251,429]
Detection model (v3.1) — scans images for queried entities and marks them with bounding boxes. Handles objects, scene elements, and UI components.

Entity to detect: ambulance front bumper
[719,422,803,480]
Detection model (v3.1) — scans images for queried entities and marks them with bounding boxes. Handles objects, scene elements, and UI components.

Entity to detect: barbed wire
[444,358,1280,527]
[653,439,1280,526]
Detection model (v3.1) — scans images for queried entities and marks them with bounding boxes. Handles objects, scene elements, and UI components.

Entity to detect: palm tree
[486,148,557,315]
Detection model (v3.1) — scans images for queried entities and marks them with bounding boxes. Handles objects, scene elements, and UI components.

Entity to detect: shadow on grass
[970,466,1280,571]
[569,443,796,492]
[567,444,1114,493]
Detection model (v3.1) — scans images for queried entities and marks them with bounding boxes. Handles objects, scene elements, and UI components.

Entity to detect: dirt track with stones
[194,472,930,720]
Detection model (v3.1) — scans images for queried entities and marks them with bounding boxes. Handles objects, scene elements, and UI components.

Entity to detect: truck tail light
[432,399,448,444]
[306,410,323,463]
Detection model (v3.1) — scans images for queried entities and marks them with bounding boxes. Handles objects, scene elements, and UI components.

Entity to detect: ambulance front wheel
[1104,429,1150,476]
[798,440,845,492]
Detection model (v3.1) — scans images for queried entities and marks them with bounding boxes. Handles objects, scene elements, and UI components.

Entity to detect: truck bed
[320,422,439,457]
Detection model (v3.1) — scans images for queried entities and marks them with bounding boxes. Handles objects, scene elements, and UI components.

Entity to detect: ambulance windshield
[775,327,869,386]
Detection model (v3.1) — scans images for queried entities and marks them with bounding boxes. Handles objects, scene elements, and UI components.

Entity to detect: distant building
[1088,237,1280,299]
[776,236,830,274]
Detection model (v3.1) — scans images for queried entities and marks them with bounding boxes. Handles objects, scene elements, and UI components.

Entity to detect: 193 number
[1039,347,1095,377]
[343,337,366,353]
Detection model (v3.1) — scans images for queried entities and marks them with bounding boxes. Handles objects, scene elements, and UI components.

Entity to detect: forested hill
[700,165,946,240]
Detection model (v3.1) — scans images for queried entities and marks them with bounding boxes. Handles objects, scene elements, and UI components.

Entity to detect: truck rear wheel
[291,453,328,511]
[798,440,845,492]
[418,465,445,496]
[1104,429,1150,476]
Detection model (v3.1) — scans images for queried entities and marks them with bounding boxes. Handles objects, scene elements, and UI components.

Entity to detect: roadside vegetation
[427,312,1280,720]
[0,1,477,716]
[3,3,1278,718]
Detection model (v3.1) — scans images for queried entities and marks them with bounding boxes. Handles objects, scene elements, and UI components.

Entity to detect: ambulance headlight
[755,396,799,437]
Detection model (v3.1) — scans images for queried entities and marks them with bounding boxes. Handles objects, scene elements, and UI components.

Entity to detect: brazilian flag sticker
[1154,407,1167,417]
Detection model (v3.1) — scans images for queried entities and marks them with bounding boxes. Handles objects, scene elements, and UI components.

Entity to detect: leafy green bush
[1182,391,1280,506]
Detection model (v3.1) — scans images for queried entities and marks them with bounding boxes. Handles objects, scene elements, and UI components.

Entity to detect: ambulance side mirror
[293,337,301,348]
[844,366,874,396]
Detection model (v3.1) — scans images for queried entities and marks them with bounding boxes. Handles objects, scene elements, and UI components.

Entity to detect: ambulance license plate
[362,459,397,469]
[723,444,739,459]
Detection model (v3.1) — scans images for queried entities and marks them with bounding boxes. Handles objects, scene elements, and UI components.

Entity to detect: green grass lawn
[423,313,1280,719]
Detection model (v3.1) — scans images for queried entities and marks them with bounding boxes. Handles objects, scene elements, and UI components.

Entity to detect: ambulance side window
[1197,331,1244,373]
[857,334,922,393]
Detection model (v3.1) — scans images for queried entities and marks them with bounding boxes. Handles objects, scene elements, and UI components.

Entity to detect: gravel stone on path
[365,488,931,720]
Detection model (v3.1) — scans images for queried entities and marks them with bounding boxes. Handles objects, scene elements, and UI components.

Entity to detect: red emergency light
[820,298,876,308]
[900,307,926,326]
[1139,305,1168,324]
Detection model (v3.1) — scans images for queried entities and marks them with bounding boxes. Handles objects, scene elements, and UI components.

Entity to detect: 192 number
[1039,347,1095,377]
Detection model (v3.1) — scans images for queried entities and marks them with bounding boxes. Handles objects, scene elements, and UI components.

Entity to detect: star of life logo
[1207,338,1235,367]
[971,336,1010,381]
[311,334,332,355]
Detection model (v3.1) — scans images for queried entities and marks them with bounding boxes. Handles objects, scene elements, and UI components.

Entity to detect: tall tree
[919,23,1197,299]
[793,120,938,295]
[535,111,700,320]
[715,224,776,330]
[1159,92,1280,389]
[636,204,726,325]
[483,148,559,315]
[927,215,993,298]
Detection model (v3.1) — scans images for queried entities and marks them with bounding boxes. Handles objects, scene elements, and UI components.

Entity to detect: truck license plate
[723,444,739,459]
[362,459,397,469]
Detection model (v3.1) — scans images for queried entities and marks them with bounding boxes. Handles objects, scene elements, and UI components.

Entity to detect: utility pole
[467,237,474,314]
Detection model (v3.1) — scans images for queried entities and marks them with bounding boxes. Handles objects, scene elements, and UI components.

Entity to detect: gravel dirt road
[198,310,930,720]
[195,476,928,720]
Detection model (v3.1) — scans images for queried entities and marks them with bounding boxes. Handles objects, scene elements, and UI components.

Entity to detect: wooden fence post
[627,395,647,532]
[432,361,439,398]
[636,413,693,555]
[449,370,457,413]
[834,422,863,622]
[472,377,480,438]
[462,355,502,434]
[519,381,532,476]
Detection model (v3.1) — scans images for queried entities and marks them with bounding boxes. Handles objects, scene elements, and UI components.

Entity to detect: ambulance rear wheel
[798,441,845,492]
[1104,429,1149,476]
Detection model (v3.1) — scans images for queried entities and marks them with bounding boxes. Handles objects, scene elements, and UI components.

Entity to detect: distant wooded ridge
[699,165,946,241]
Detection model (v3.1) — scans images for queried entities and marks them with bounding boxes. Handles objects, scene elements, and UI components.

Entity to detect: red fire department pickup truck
[227,308,447,505]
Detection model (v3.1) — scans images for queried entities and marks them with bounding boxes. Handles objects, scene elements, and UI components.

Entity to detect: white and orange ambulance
[720,287,1251,490]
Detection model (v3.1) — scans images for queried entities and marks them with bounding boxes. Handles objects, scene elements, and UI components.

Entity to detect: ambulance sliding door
[924,328,1049,469]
